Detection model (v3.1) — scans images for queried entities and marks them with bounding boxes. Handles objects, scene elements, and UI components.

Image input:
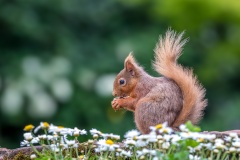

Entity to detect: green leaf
[185,121,201,132]
[174,150,189,160]
[185,139,199,148]
[178,139,199,150]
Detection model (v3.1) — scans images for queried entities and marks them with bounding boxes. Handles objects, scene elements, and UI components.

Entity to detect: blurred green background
[1,0,240,149]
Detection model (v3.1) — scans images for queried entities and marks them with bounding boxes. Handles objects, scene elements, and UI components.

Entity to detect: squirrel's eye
[119,79,126,85]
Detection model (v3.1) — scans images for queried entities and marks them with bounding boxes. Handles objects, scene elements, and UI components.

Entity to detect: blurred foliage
[0,0,240,149]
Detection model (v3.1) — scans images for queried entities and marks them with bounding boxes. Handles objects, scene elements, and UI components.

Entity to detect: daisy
[137,148,156,157]
[215,138,224,144]
[48,124,64,133]
[202,142,213,150]
[20,140,30,147]
[102,133,120,140]
[120,150,132,158]
[72,127,87,136]
[96,139,119,152]
[189,154,201,160]
[163,134,172,142]
[214,143,227,150]
[136,139,148,147]
[124,129,140,139]
[31,137,40,144]
[224,136,232,142]
[30,154,37,159]
[229,132,238,139]
[24,132,33,141]
[90,128,102,136]
[171,135,181,144]
[232,141,240,148]
[159,127,173,134]
[23,124,35,132]
[179,124,189,132]
[38,134,47,140]
[50,144,60,152]
[34,122,50,133]
[201,133,216,141]
[66,140,76,147]
[229,147,237,152]
[162,142,170,149]
[124,139,137,146]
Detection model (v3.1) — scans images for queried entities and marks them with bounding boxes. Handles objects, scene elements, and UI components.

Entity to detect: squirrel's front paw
[111,98,123,110]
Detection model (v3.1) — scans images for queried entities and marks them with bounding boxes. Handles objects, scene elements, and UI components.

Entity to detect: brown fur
[111,29,207,134]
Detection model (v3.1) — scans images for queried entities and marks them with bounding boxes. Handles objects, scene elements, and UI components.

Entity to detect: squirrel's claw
[111,98,123,110]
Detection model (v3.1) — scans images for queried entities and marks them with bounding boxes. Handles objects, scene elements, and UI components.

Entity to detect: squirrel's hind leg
[134,97,179,134]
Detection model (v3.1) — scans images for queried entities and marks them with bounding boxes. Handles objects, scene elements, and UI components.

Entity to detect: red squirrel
[111,29,207,134]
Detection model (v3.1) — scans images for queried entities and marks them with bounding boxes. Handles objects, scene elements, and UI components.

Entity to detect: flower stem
[30,143,42,157]
[216,151,222,160]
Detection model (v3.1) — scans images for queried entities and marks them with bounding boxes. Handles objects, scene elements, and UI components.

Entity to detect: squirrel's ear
[124,53,138,76]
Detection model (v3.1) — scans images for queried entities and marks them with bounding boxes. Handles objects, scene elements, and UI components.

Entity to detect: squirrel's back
[153,29,207,127]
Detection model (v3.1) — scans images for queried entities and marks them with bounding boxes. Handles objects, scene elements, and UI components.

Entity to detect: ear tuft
[124,52,138,76]
[124,52,135,63]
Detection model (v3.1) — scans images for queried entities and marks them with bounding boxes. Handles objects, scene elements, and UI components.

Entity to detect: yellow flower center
[133,136,137,141]
[155,124,162,129]
[23,124,34,131]
[106,139,114,145]
[58,126,64,129]
[79,155,85,159]
[197,138,204,143]
[163,128,168,133]
[42,122,50,128]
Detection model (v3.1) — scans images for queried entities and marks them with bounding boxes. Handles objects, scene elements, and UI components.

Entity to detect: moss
[14,152,31,160]
[3,151,31,160]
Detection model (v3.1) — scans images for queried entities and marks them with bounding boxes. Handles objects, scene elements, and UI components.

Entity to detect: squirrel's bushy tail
[153,29,207,127]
